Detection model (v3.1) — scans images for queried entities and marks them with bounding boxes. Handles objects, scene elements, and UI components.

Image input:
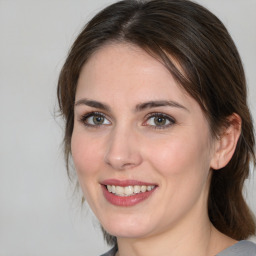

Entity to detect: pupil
[93,115,103,124]
[155,117,166,125]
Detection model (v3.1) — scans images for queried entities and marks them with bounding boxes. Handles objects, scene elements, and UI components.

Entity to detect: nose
[104,125,143,170]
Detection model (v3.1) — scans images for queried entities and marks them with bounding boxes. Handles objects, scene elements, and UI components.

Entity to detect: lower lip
[102,185,156,207]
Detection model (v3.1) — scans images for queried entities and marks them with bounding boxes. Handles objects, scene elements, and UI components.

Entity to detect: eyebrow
[135,100,189,112]
[74,98,110,112]
[74,98,188,112]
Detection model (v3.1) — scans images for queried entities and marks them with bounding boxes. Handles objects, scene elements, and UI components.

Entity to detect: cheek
[145,131,212,179]
[71,132,103,178]
[146,133,212,217]
[71,132,105,209]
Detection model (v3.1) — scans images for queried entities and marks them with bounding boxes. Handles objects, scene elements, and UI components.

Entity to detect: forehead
[76,43,192,109]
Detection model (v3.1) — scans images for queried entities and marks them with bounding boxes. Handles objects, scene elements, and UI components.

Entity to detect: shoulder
[217,240,256,256]
[99,246,118,256]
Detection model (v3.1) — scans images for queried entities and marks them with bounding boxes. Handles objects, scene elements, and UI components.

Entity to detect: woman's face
[72,43,217,238]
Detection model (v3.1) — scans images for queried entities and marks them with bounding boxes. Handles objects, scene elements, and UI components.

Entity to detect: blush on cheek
[151,141,188,175]
[150,135,210,178]
[71,136,101,176]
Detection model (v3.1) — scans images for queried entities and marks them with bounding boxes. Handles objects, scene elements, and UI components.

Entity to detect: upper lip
[101,179,157,187]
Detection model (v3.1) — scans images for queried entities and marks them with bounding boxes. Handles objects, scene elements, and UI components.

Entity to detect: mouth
[101,179,157,207]
[106,185,156,197]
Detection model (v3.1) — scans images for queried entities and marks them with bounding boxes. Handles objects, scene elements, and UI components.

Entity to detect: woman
[57,0,256,255]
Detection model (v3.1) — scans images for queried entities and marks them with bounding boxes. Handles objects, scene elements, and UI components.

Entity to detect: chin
[100,214,156,239]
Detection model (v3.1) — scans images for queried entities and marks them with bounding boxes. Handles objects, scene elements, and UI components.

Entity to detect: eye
[80,112,111,127]
[144,113,175,129]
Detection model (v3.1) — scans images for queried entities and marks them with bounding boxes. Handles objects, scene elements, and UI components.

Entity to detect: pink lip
[101,179,157,207]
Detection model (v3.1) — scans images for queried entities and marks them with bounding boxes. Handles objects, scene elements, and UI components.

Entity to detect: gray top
[217,240,256,256]
[100,241,256,256]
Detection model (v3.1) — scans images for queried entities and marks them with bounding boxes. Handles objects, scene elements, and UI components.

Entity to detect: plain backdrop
[0,0,255,255]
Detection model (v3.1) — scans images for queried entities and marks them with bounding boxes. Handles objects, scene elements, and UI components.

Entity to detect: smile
[101,180,157,206]
[106,185,155,196]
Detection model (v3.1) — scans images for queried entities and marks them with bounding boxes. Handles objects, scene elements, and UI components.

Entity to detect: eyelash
[143,112,176,129]
[79,111,176,129]
[79,112,110,128]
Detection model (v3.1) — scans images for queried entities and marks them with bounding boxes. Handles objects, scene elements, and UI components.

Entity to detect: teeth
[116,186,124,195]
[106,185,155,196]
[147,185,154,191]
[134,185,140,194]
[141,185,146,192]
[124,186,133,196]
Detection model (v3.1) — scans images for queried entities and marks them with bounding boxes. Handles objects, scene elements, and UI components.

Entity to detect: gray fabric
[217,240,256,256]
[100,241,256,256]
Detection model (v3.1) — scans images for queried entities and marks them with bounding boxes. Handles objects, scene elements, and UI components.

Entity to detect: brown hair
[57,0,256,244]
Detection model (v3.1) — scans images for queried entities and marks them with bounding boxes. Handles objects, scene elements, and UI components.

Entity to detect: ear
[210,113,241,170]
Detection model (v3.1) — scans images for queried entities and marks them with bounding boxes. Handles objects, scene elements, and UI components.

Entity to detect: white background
[0,0,255,255]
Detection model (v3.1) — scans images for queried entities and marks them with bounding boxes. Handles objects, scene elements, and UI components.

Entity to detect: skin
[71,43,238,256]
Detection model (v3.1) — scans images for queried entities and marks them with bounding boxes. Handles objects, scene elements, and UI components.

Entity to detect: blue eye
[81,112,111,127]
[144,113,175,128]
